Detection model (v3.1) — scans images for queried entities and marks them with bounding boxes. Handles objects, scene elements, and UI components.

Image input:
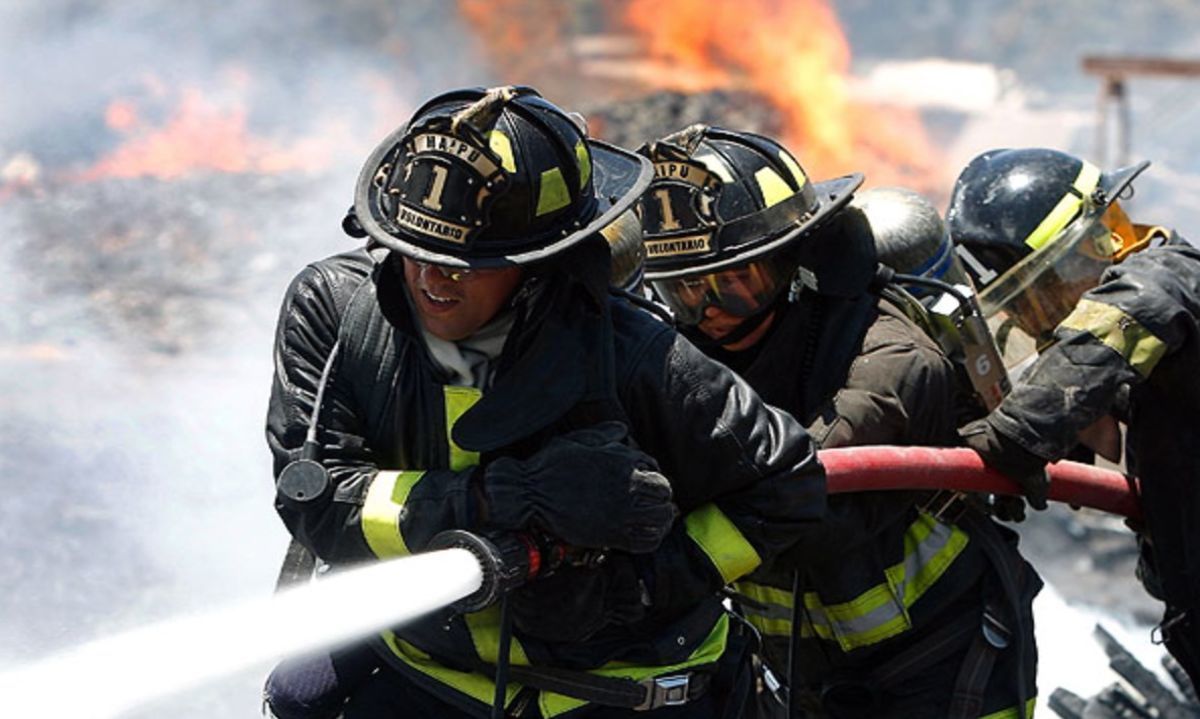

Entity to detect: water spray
[0,547,484,718]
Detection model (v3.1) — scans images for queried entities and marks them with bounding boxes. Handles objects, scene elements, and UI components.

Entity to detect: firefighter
[264,86,827,719]
[948,146,1200,692]
[637,125,1040,718]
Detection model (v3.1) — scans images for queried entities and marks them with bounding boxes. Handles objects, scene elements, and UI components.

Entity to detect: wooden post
[1081,56,1200,166]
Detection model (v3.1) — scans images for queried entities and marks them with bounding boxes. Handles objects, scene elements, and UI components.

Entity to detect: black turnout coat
[266,241,825,717]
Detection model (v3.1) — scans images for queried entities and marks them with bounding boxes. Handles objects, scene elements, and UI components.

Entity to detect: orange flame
[624,0,940,189]
[456,0,576,99]
[80,88,334,181]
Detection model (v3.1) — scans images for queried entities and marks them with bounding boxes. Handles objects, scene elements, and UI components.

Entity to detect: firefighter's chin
[699,311,776,352]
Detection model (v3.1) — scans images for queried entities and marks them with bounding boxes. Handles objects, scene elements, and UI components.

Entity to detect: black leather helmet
[946,147,1149,289]
[638,124,863,280]
[351,86,652,268]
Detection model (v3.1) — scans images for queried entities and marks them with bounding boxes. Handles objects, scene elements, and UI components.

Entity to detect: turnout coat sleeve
[788,301,960,555]
[266,251,480,563]
[266,249,372,479]
[989,237,1200,460]
[614,306,827,614]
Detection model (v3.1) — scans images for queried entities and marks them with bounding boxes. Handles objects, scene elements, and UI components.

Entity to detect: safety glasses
[650,259,793,326]
[413,260,509,282]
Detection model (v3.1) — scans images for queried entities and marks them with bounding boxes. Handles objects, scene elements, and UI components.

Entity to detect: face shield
[650,256,795,326]
[981,199,1138,368]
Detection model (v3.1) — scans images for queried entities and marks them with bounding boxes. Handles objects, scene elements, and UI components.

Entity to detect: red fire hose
[818,446,1142,520]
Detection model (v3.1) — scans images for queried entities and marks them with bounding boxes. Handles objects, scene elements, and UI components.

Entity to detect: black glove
[960,418,1050,511]
[510,554,648,643]
[482,422,677,553]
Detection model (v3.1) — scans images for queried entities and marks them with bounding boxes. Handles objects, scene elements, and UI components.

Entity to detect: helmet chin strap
[682,291,785,349]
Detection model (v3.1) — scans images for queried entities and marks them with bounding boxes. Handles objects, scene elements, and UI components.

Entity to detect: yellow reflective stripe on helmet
[487,130,516,173]
[465,604,530,665]
[684,503,762,584]
[361,470,425,558]
[538,612,729,717]
[381,630,525,708]
[735,581,794,638]
[575,139,592,190]
[980,697,1038,719]
[1024,161,1101,250]
[537,167,571,216]
[754,166,792,208]
[444,386,482,471]
[1059,298,1168,377]
[742,514,968,651]
[778,150,808,189]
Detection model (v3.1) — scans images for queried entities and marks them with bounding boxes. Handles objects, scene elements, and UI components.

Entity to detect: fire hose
[819,445,1142,520]
[424,446,1140,718]
[441,446,1141,613]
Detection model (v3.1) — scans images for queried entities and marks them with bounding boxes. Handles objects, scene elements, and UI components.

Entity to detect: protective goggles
[412,260,509,282]
[650,259,793,326]
[980,201,1137,367]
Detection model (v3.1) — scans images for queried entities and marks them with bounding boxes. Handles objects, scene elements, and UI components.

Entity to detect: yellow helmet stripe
[574,139,591,190]
[1023,160,1101,250]
[755,166,793,208]
[536,167,571,216]
[777,150,808,189]
[487,130,516,173]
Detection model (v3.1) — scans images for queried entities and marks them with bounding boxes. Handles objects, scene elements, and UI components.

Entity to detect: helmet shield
[980,200,1123,366]
[650,256,795,326]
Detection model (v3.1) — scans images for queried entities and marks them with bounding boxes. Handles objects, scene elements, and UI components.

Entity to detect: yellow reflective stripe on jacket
[381,613,729,717]
[1058,298,1168,377]
[1023,161,1101,250]
[738,513,969,652]
[465,604,530,666]
[538,612,730,717]
[443,386,482,471]
[734,581,794,638]
[684,503,762,584]
[361,470,425,558]
[381,630,526,709]
[980,696,1037,719]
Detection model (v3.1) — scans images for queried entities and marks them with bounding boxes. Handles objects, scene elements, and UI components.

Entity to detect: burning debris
[582,89,785,152]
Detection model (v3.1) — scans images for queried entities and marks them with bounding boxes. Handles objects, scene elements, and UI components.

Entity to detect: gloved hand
[960,418,1051,511]
[482,422,677,553]
[510,554,648,643]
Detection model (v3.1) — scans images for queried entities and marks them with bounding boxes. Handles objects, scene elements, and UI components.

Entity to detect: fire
[80,87,333,181]
[456,0,576,99]
[624,0,940,189]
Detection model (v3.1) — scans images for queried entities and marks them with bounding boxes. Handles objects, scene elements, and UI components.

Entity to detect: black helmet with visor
[947,147,1150,365]
[638,124,862,327]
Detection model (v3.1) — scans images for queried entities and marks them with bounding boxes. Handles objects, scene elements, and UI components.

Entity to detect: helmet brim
[644,172,865,280]
[355,138,653,269]
[1100,160,1150,207]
